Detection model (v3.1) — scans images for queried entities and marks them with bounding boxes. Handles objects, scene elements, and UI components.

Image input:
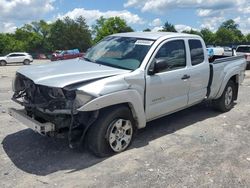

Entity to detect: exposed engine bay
[12,73,97,147]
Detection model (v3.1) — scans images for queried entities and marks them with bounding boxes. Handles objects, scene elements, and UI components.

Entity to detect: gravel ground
[0,60,250,188]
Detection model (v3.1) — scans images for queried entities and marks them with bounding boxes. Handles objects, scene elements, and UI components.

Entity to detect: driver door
[145,39,190,120]
[6,54,17,63]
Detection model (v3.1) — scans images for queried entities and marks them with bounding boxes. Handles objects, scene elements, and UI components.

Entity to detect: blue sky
[0,0,250,34]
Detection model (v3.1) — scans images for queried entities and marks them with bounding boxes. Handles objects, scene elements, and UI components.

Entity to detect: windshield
[236,46,250,53]
[84,36,154,70]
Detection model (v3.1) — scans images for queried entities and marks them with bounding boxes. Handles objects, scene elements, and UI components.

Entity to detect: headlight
[63,89,76,100]
[75,90,94,107]
[12,73,26,92]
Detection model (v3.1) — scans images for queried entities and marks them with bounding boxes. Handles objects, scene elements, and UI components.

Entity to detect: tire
[246,63,250,70]
[0,60,7,66]
[213,80,236,112]
[86,105,135,157]
[23,59,30,65]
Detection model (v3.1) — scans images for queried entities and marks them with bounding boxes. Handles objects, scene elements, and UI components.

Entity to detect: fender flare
[215,71,239,99]
[77,90,146,129]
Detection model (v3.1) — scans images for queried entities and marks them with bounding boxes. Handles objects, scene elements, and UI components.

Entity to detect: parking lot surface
[0,60,250,188]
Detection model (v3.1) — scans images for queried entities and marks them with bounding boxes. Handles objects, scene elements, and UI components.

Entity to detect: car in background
[236,45,250,69]
[223,46,233,56]
[207,47,225,61]
[51,49,84,61]
[223,46,232,52]
[0,52,33,66]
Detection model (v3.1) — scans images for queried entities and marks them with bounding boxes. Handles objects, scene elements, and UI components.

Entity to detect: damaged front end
[11,73,98,148]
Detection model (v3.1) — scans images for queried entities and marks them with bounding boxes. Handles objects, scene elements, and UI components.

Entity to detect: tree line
[0,16,249,56]
[146,19,250,46]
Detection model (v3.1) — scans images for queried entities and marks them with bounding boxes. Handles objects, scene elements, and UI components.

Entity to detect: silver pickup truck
[9,32,246,157]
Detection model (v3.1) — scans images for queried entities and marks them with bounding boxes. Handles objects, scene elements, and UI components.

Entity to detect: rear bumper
[8,108,55,135]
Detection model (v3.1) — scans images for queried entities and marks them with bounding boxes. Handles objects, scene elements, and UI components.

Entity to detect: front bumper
[8,108,55,135]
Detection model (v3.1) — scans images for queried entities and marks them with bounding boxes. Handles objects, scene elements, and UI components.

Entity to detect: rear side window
[189,40,204,65]
[236,47,250,53]
[8,54,17,57]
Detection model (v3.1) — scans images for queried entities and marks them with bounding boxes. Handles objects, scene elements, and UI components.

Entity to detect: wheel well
[229,75,239,100]
[98,103,139,127]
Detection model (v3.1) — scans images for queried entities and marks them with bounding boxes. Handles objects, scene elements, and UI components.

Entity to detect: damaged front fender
[77,89,146,129]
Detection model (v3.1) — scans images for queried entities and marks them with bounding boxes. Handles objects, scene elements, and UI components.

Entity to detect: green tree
[49,16,92,52]
[218,19,244,43]
[200,28,215,44]
[13,28,45,53]
[0,34,8,55]
[93,16,134,43]
[17,20,52,52]
[215,27,234,44]
[160,21,177,32]
[0,33,26,54]
[219,19,239,31]
[246,33,250,42]
[182,29,202,36]
[22,20,50,39]
[143,28,151,32]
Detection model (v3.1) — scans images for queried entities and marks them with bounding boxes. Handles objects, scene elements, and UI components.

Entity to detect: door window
[8,54,18,57]
[154,40,186,73]
[16,54,25,56]
[188,40,204,66]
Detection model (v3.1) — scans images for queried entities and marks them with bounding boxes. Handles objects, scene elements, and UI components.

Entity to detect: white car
[0,52,33,66]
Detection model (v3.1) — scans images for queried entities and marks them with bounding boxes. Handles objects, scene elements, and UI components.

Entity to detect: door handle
[181,74,190,80]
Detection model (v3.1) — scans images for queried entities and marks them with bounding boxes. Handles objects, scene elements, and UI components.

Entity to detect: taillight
[244,54,247,59]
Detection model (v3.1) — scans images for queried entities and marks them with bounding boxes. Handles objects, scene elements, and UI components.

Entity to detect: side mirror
[148,58,169,75]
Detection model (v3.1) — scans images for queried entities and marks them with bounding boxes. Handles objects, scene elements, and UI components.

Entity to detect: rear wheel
[213,80,236,112]
[0,60,6,66]
[246,63,250,70]
[86,105,135,157]
[23,59,30,65]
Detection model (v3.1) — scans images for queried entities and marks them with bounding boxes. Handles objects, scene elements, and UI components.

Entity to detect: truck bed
[208,55,246,99]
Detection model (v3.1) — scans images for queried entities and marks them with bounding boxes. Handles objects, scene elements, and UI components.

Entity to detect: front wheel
[213,80,236,112]
[23,59,30,65]
[86,105,135,157]
[0,60,7,66]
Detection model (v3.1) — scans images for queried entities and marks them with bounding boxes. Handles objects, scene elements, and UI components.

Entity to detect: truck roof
[237,45,250,48]
[111,32,200,40]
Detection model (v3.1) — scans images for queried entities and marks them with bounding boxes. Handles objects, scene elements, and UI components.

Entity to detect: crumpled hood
[17,58,130,88]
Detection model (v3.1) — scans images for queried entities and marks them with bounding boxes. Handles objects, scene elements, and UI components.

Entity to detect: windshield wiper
[83,57,95,63]
[96,61,132,71]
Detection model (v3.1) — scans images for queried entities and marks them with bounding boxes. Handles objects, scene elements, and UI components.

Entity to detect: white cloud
[124,0,244,13]
[124,0,250,33]
[0,0,54,21]
[0,0,54,32]
[234,16,250,34]
[175,24,198,32]
[0,22,17,33]
[151,26,163,32]
[150,24,196,32]
[150,18,162,27]
[58,8,145,26]
[200,16,225,31]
